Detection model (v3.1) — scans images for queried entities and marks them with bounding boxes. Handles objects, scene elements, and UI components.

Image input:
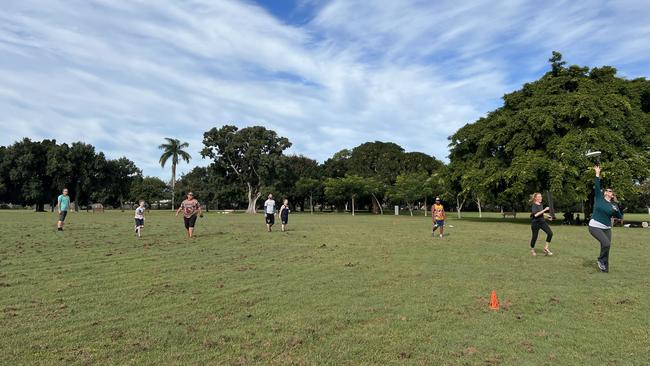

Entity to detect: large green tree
[68,142,101,211]
[201,125,291,213]
[130,176,168,208]
[3,139,58,210]
[389,172,429,216]
[159,138,192,211]
[449,52,650,212]
[295,177,322,214]
[324,175,369,216]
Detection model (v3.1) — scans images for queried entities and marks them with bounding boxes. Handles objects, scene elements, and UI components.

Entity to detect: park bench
[502,211,517,219]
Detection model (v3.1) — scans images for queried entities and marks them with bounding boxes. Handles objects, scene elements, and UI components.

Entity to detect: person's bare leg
[189,228,194,238]
[282,224,286,232]
[544,242,553,255]
[439,226,444,238]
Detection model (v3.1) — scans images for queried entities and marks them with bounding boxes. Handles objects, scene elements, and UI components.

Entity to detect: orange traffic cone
[489,290,500,310]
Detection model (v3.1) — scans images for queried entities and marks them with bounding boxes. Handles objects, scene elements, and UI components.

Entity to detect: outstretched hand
[593,165,601,177]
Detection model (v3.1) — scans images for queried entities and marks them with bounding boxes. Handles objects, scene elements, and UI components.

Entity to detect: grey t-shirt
[531,203,544,223]
[264,199,276,214]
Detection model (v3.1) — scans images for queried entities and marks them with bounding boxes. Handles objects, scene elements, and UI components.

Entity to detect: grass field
[1,210,649,365]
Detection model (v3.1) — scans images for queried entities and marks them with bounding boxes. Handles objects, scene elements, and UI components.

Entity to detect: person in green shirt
[55,188,70,231]
[588,166,623,273]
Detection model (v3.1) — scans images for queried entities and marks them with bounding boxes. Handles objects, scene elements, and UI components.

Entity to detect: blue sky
[1,0,648,178]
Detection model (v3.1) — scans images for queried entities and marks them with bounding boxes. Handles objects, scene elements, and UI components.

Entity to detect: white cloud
[0,0,648,178]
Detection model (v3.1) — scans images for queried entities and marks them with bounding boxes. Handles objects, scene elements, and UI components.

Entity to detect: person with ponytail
[589,166,623,273]
[529,192,554,256]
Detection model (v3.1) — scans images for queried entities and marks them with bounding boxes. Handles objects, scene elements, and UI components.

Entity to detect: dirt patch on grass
[453,347,478,357]
[520,340,535,353]
[398,351,412,359]
[287,335,302,348]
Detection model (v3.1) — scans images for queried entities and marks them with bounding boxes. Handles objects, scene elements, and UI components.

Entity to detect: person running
[589,166,623,273]
[55,188,70,231]
[176,192,202,238]
[431,197,446,238]
[529,192,553,256]
[264,193,276,232]
[279,199,290,232]
[134,200,146,238]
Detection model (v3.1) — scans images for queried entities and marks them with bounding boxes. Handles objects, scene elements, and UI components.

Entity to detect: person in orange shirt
[431,197,446,238]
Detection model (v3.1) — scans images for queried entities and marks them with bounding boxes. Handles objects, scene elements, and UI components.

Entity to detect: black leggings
[530,221,553,248]
[588,226,611,265]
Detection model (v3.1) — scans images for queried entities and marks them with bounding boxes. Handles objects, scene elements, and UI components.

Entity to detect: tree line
[1,53,649,214]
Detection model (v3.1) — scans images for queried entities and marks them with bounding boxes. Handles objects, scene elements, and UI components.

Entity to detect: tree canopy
[449,52,650,211]
[201,125,291,213]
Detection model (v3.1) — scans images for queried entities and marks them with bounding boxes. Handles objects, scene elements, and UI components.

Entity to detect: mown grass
[1,210,648,365]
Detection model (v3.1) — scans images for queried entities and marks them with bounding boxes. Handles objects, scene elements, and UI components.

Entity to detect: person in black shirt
[529,192,554,256]
[279,199,290,232]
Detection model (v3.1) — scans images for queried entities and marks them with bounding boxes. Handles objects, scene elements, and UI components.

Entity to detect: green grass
[1,211,649,365]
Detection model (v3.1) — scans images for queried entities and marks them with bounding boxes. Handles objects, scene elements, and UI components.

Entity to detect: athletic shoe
[597,260,607,272]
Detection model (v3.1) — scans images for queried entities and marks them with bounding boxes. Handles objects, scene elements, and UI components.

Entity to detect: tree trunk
[351,197,355,216]
[35,203,45,212]
[408,202,413,216]
[120,196,124,212]
[74,184,80,212]
[371,194,384,215]
[310,194,313,215]
[171,164,176,211]
[476,196,482,218]
[424,196,427,217]
[456,195,466,219]
[246,183,261,213]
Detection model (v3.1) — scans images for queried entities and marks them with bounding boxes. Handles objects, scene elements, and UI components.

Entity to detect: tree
[68,142,101,211]
[273,155,320,211]
[3,138,57,210]
[402,152,444,175]
[295,177,322,214]
[322,149,351,179]
[130,176,168,208]
[389,172,429,216]
[93,157,141,209]
[448,52,650,213]
[201,125,291,213]
[347,142,404,214]
[324,175,368,216]
[639,179,650,214]
[159,138,192,211]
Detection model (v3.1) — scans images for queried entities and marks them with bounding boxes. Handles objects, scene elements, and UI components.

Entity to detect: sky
[1,0,649,179]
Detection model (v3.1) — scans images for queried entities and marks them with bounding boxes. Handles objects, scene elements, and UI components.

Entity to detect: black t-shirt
[530,203,545,223]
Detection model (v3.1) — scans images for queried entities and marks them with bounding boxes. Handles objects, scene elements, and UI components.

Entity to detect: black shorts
[135,218,144,227]
[265,213,275,225]
[281,215,288,225]
[58,211,68,222]
[184,215,197,229]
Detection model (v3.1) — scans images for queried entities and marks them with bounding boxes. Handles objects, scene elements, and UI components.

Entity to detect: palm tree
[159,138,191,210]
